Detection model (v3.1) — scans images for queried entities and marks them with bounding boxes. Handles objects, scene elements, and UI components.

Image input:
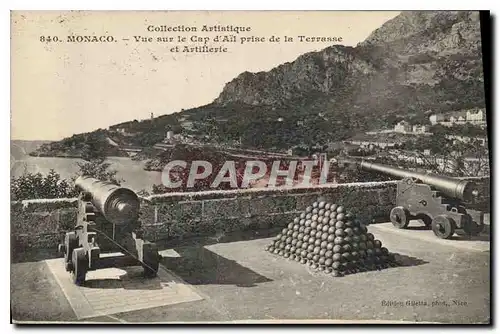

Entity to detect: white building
[466,108,486,124]
[429,114,445,125]
[412,125,430,134]
[394,121,412,133]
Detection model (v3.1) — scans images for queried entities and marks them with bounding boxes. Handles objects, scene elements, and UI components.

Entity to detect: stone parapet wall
[11,182,399,250]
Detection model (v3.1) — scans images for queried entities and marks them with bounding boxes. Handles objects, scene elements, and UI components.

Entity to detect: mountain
[33,11,487,155]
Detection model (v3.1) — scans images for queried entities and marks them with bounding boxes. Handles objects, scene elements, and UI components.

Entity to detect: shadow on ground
[162,246,273,287]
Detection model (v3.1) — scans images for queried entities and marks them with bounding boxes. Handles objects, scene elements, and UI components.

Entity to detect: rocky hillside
[215,11,484,115]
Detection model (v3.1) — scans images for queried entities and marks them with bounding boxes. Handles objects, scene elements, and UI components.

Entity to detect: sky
[11,11,399,140]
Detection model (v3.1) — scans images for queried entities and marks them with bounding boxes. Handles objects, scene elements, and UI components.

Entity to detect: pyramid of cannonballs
[265,200,397,277]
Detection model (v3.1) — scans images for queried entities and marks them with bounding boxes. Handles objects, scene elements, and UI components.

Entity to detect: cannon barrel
[75,176,140,225]
[337,158,480,202]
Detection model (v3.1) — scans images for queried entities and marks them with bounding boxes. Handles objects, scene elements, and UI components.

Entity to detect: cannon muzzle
[336,158,481,203]
[75,176,140,225]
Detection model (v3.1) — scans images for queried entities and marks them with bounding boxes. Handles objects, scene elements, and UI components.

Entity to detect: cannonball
[300,258,307,264]
[342,244,352,252]
[303,235,310,242]
[308,237,315,244]
[313,246,321,255]
[325,250,333,258]
[381,247,389,255]
[279,242,286,249]
[325,203,331,210]
[284,253,290,258]
[300,212,306,219]
[306,213,312,220]
[295,239,302,247]
[290,245,296,253]
[299,219,306,226]
[366,241,374,249]
[309,230,316,237]
[322,225,329,232]
[342,252,351,261]
[318,201,326,209]
[367,233,375,241]
[358,242,367,250]
[298,227,304,234]
[316,231,323,239]
[320,241,328,249]
[281,235,287,241]
[374,240,382,248]
[351,242,359,251]
[322,216,330,224]
[366,249,374,257]
[319,257,326,265]
[360,234,368,242]
[319,249,327,257]
[325,258,333,267]
[312,202,319,208]
[332,261,341,270]
[278,250,284,256]
[275,233,282,240]
[330,204,338,212]
[335,221,345,229]
[333,245,342,253]
[304,227,312,235]
[336,206,344,213]
[314,239,321,247]
[328,226,336,234]
[318,209,326,217]
[335,229,344,237]
[358,249,366,258]
[344,221,353,228]
[305,220,312,227]
[374,248,382,256]
[327,234,335,243]
[329,220,337,227]
[332,253,341,261]
[285,244,292,252]
[351,251,359,259]
[307,253,314,260]
[316,223,323,231]
[301,243,308,250]
[293,225,300,231]
[327,242,334,250]
[337,213,345,221]
[330,212,337,220]
[345,228,354,236]
[288,223,294,229]
[312,208,319,214]
[344,236,353,244]
[311,263,319,270]
[313,254,320,262]
[268,246,275,252]
[321,232,329,241]
[352,235,361,243]
[334,237,344,245]
[287,230,293,236]
[293,231,299,238]
[305,206,313,213]
[307,244,315,252]
[360,224,368,233]
[311,221,318,229]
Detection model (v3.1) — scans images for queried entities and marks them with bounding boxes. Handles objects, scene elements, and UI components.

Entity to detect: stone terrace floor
[11,222,490,324]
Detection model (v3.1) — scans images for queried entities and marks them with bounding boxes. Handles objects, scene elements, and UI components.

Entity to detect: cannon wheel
[72,248,88,286]
[463,220,484,236]
[390,206,410,229]
[432,215,455,239]
[64,232,78,272]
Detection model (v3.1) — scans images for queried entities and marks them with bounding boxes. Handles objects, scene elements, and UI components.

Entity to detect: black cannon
[336,158,485,239]
[58,176,161,285]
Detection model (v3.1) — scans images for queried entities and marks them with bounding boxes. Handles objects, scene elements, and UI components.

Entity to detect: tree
[11,169,77,201]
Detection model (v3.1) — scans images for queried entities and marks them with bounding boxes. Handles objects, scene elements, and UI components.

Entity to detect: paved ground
[11,222,490,324]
